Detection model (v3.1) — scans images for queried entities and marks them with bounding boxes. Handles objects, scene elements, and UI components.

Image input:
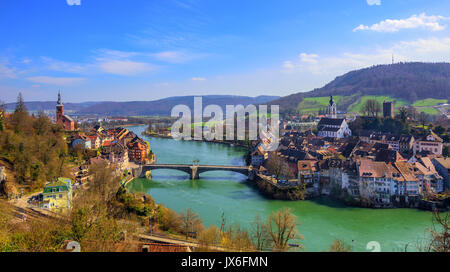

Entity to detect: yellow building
[41,177,73,213]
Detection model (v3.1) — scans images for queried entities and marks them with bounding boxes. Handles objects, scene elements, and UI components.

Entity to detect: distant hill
[6,95,280,116]
[77,95,280,116]
[270,62,450,114]
[4,101,100,113]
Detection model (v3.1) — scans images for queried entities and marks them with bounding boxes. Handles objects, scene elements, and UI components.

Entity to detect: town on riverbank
[137,96,450,211]
[247,97,449,211]
[1,91,449,253]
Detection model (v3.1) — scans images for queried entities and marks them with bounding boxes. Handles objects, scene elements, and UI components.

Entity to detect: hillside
[5,95,279,116]
[270,62,450,114]
[76,95,280,116]
[4,101,100,113]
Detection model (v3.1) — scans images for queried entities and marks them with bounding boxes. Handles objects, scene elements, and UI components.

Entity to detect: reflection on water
[126,125,438,252]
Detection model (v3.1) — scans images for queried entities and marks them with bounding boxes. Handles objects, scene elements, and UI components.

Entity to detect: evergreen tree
[15,92,27,114]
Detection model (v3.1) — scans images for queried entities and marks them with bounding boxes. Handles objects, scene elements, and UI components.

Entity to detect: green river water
[126,125,437,252]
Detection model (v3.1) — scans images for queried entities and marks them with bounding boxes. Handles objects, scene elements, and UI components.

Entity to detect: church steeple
[328,95,337,118]
[57,90,63,106]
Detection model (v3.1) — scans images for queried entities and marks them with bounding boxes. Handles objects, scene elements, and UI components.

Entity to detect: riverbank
[125,125,445,251]
[249,173,450,211]
[142,130,251,149]
[248,174,309,201]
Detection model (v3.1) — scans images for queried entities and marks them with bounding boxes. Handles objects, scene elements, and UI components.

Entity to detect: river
[126,125,437,252]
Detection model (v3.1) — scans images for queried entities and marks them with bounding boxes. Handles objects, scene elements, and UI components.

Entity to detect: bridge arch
[136,164,249,180]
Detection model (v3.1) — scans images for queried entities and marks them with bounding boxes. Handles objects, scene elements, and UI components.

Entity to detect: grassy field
[296,96,344,114]
[296,95,443,115]
[417,107,440,115]
[412,98,448,107]
[347,95,409,113]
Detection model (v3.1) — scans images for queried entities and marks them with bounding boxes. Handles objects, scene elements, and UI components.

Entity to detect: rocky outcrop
[253,176,309,201]
[0,166,18,197]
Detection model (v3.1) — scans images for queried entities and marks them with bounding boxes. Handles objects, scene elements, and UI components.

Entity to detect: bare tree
[418,112,429,128]
[398,107,409,123]
[180,208,204,240]
[426,211,449,252]
[197,225,222,252]
[407,106,417,121]
[222,223,254,251]
[362,99,382,117]
[266,208,303,251]
[265,153,294,180]
[328,239,352,252]
[251,214,272,251]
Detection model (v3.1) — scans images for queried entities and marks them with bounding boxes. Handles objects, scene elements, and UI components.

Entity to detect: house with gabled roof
[41,177,73,213]
[413,130,443,155]
[317,118,352,138]
[431,157,450,191]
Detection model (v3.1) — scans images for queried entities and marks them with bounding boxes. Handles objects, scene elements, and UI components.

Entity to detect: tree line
[0,93,71,193]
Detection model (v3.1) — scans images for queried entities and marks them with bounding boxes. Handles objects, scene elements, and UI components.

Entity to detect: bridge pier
[132,166,143,178]
[190,166,199,180]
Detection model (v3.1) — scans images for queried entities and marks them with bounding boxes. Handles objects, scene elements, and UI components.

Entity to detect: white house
[413,130,443,155]
[357,159,394,204]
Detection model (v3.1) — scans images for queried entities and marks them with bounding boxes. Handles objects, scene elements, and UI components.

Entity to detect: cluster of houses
[251,97,449,207]
[38,93,153,213]
[251,129,448,206]
[42,125,152,213]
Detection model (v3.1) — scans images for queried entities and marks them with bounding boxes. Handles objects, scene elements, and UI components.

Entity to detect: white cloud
[300,53,319,64]
[283,61,295,70]
[95,49,139,59]
[0,63,17,79]
[191,77,206,81]
[282,37,450,78]
[354,13,448,32]
[34,48,202,78]
[40,50,157,76]
[41,57,88,74]
[366,0,381,6]
[26,76,84,86]
[153,51,194,63]
[99,60,155,76]
[66,0,81,6]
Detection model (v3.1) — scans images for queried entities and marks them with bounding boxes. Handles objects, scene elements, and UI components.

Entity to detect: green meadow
[296,95,445,115]
[412,98,447,107]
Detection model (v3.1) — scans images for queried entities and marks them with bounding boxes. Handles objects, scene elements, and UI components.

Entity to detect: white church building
[317,96,352,138]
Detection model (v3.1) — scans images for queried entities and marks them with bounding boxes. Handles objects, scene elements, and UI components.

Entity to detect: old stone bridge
[132,164,250,180]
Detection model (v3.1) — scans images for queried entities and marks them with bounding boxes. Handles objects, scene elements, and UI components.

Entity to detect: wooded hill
[270,62,450,114]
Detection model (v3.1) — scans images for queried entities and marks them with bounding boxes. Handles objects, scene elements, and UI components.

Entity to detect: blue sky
[1,0,450,102]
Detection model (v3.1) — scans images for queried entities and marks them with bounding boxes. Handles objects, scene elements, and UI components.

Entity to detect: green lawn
[418,107,439,115]
[295,95,444,116]
[347,95,409,113]
[412,98,448,107]
[296,96,344,114]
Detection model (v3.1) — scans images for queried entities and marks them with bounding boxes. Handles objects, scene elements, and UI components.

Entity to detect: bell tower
[56,90,64,125]
[328,95,337,118]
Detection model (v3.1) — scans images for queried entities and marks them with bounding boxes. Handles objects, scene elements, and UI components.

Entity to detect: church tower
[56,90,64,126]
[327,95,337,118]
